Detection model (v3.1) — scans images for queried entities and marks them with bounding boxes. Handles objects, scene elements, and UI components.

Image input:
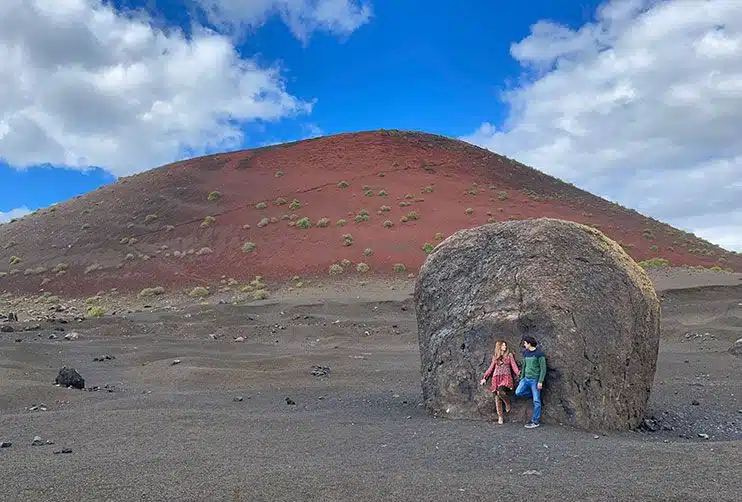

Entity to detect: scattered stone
[0,442,11,448]
[48,334,57,339]
[0,325,14,332]
[233,336,245,342]
[698,433,710,439]
[63,332,79,341]
[54,448,73,454]
[310,365,331,377]
[640,418,661,432]
[23,324,41,331]
[86,384,117,393]
[93,355,115,362]
[55,367,85,389]
[522,470,542,476]
[285,397,296,405]
[729,339,742,357]
[414,218,661,431]
[233,396,244,402]
[31,436,44,446]
[171,359,181,365]
[692,400,700,406]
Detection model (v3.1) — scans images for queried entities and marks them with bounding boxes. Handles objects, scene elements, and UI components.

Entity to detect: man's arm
[538,356,547,384]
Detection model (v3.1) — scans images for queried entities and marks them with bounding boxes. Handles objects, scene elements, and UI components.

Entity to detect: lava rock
[310,365,331,377]
[729,338,742,357]
[414,218,661,431]
[0,325,14,333]
[93,355,115,362]
[0,442,11,448]
[285,397,296,405]
[55,367,85,389]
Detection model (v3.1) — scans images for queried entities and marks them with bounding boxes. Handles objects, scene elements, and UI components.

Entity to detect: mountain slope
[1,130,739,296]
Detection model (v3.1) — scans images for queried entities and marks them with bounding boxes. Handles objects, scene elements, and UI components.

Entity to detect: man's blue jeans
[515,377,542,423]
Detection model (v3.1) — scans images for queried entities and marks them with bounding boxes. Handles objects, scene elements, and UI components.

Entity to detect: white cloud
[463,0,742,252]
[0,0,320,176]
[0,206,32,223]
[194,0,372,43]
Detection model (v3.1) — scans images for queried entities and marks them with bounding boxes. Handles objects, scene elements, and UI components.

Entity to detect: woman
[480,340,521,424]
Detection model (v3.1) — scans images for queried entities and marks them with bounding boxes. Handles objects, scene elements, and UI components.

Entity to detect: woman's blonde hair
[493,340,510,361]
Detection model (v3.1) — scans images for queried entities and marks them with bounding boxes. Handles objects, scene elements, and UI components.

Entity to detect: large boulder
[414,218,661,431]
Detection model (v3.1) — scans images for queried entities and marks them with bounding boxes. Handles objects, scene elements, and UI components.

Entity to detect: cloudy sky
[1,0,740,251]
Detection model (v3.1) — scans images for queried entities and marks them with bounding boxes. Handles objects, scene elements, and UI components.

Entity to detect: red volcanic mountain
[1,130,739,296]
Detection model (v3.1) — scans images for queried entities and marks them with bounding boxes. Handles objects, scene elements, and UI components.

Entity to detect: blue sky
[1,1,741,251]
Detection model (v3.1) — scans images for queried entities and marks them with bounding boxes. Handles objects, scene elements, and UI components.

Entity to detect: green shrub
[275,171,284,177]
[378,190,388,196]
[393,263,406,273]
[252,289,269,300]
[289,199,301,210]
[356,263,370,273]
[380,205,391,212]
[274,197,287,206]
[201,216,216,228]
[296,217,311,229]
[498,191,508,201]
[188,286,210,298]
[407,211,419,221]
[364,248,373,256]
[144,214,158,223]
[338,181,349,188]
[383,220,393,228]
[242,241,257,253]
[341,259,352,268]
[138,286,165,298]
[255,202,267,209]
[434,232,444,240]
[207,191,221,201]
[9,256,21,265]
[343,234,353,246]
[364,190,374,197]
[257,217,269,228]
[336,219,347,227]
[87,306,105,318]
[317,217,330,228]
[638,258,670,269]
[465,207,473,215]
[422,186,434,193]
[329,263,344,275]
[422,242,435,254]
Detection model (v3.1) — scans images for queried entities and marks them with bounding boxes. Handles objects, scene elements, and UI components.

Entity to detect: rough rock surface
[414,218,661,431]
[730,339,742,356]
[55,367,85,389]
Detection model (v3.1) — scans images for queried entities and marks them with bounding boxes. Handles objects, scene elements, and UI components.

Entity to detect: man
[515,336,547,428]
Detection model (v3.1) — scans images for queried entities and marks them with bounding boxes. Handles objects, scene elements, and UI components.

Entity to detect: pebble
[522,470,542,476]
[233,336,245,342]
[233,396,244,402]
[698,433,710,439]
[0,442,11,448]
[54,448,73,455]
[63,332,79,341]
[171,359,181,365]
[285,397,296,405]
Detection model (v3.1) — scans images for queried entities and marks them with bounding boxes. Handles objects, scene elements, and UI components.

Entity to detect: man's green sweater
[520,347,547,383]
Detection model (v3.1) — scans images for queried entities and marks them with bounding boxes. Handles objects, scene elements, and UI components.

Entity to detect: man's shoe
[524,421,540,429]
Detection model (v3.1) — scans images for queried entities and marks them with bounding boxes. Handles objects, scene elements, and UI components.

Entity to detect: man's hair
[522,335,538,347]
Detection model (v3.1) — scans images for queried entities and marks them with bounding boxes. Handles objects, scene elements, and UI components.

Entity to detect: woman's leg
[494,393,504,422]
[497,386,511,412]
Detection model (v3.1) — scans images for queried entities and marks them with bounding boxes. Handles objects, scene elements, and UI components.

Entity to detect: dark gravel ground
[1,287,741,501]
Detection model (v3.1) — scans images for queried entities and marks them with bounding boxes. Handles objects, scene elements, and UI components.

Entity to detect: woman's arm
[482,356,495,379]
[509,353,520,377]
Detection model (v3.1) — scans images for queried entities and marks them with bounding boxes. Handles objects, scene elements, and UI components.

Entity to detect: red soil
[1,130,740,296]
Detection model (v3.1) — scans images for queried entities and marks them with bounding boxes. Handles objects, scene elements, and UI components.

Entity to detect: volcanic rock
[414,218,661,431]
[55,367,85,389]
